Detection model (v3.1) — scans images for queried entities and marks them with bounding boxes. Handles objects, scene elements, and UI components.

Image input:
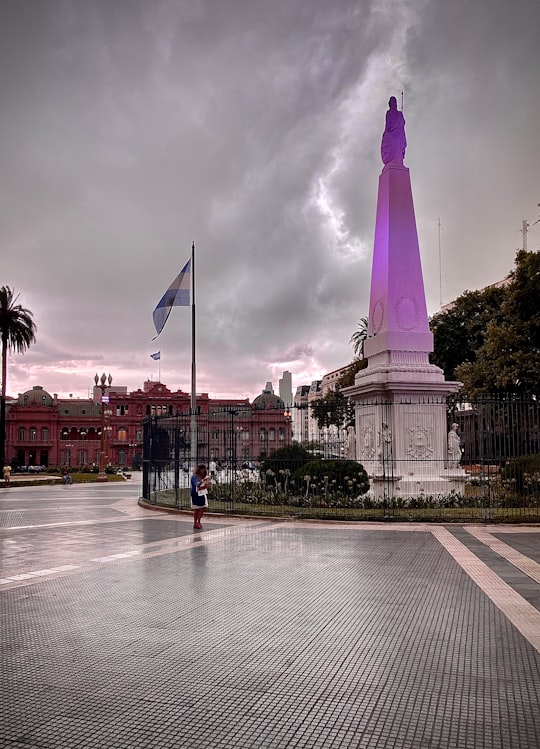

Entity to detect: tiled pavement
[1,484,539,748]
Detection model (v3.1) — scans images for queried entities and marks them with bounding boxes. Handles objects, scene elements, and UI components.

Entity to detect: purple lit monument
[344,97,465,500]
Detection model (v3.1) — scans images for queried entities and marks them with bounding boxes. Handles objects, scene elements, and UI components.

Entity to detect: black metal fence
[142,397,540,522]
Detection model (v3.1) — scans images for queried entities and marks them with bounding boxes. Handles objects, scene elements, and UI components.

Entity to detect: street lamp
[226,409,239,469]
[94,373,112,482]
[128,442,139,469]
[284,409,292,446]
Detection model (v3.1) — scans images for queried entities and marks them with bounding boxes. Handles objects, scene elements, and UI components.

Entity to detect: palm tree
[1,286,37,468]
[349,316,368,359]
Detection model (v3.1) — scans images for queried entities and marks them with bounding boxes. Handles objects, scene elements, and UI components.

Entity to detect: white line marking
[431,527,540,654]
[466,527,540,585]
[0,564,79,584]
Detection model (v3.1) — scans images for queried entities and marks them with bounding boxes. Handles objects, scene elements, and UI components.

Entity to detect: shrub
[293,460,369,497]
[501,454,540,494]
[260,444,313,476]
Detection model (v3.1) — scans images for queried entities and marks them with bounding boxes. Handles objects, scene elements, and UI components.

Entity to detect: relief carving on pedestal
[406,423,434,460]
[360,417,377,461]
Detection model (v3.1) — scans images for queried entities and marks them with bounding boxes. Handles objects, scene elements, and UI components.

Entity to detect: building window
[211,429,220,440]
[278,428,285,441]
[136,430,142,441]
[18,427,25,441]
[29,428,37,442]
[118,428,127,441]
[269,428,275,441]
[259,428,266,442]
[118,449,126,466]
[61,428,69,440]
[41,427,49,441]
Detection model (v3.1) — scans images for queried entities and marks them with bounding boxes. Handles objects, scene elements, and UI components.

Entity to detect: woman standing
[190,463,210,529]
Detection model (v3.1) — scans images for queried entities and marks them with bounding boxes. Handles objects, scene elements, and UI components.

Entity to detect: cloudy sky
[3,0,540,401]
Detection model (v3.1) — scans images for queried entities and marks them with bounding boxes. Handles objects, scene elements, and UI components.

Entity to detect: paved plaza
[1,483,539,748]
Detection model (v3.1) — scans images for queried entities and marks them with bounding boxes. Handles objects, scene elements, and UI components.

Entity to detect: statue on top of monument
[381,96,407,166]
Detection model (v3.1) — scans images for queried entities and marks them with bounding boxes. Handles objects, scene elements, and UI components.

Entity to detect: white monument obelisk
[344,97,465,500]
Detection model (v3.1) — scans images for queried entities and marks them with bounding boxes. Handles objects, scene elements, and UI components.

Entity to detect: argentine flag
[152,259,191,337]
[150,351,160,360]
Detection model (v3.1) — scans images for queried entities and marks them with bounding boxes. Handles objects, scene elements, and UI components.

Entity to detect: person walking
[2,464,11,484]
[191,463,211,530]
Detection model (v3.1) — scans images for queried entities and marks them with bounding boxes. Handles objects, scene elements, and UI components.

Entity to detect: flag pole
[190,240,197,467]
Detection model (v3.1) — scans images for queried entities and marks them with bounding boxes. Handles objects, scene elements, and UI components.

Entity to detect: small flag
[150,352,160,361]
[152,259,191,338]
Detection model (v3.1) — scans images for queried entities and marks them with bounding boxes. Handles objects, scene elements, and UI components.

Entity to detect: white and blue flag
[152,259,191,337]
[150,351,161,360]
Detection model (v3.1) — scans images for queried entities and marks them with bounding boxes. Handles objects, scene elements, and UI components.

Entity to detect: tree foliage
[430,286,505,381]
[456,250,540,397]
[309,346,368,432]
[1,286,37,467]
[430,250,540,397]
[310,388,355,430]
[349,316,369,358]
[260,443,313,475]
[336,358,368,388]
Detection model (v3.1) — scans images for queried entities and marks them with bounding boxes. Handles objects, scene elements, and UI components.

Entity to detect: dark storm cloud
[2,0,540,399]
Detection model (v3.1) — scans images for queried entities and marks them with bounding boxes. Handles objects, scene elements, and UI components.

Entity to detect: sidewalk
[1,483,539,748]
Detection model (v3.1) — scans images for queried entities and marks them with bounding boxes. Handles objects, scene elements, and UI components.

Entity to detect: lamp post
[79,428,87,467]
[95,373,112,482]
[226,408,239,469]
[128,442,139,469]
[284,408,292,446]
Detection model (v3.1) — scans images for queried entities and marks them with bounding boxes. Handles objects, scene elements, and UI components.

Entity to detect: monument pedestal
[344,119,463,501]
[346,351,462,501]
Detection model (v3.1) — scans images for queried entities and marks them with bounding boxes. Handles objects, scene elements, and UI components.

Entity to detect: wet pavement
[1,483,539,748]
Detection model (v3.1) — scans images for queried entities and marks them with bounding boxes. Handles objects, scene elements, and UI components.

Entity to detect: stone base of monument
[346,356,464,503]
[367,467,466,502]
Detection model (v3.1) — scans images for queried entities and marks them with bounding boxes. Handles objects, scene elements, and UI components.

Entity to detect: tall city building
[278,371,293,407]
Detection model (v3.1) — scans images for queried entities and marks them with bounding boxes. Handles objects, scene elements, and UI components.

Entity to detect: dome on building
[252,389,285,410]
[18,385,54,407]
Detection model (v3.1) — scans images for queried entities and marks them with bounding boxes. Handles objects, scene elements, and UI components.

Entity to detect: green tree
[0,287,37,468]
[310,388,354,431]
[456,250,540,397]
[429,285,506,381]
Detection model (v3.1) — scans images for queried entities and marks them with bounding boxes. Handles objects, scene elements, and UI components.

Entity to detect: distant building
[307,380,323,441]
[5,380,292,469]
[278,371,293,408]
[321,364,352,395]
[293,385,310,443]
